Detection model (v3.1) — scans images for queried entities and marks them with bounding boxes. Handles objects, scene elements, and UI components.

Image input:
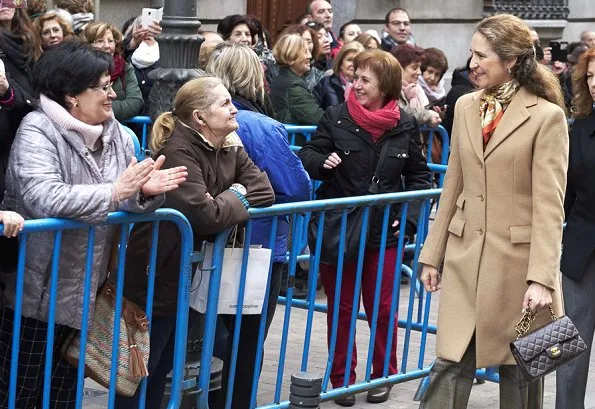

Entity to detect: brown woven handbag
[61,227,150,396]
[510,302,587,381]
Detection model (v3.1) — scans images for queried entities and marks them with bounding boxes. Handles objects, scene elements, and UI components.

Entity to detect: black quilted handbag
[510,303,587,381]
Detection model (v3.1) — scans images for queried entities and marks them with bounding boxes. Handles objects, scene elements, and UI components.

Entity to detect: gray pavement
[82,284,595,409]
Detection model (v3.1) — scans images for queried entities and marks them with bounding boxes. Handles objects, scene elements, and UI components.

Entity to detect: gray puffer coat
[1,109,163,329]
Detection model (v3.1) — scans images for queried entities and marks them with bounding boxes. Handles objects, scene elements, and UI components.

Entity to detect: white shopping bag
[190,242,272,315]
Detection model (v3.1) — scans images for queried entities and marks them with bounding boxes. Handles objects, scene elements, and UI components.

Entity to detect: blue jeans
[115,315,177,409]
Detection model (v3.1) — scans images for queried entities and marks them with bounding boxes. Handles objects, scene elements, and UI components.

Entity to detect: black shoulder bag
[307,142,391,264]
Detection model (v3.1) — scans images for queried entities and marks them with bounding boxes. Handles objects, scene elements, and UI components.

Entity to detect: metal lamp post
[148,0,205,118]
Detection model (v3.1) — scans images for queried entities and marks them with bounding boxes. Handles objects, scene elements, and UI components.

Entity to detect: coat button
[337,120,341,124]
[477,228,484,235]
[355,128,360,132]
[479,194,485,201]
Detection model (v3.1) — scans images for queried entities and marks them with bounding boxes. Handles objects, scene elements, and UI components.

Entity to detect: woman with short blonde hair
[269,34,324,125]
[206,42,266,109]
[314,41,365,110]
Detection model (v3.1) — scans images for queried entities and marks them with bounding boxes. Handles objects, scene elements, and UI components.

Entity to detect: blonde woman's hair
[273,34,308,67]
[83,21,124,55]
[475,14,565,111]
[332,41,364,75]
[150,76,224,152]
[206,42,265,103]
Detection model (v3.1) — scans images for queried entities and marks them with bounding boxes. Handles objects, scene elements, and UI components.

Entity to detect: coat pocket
[455,194,465,210]
[334,140,361,156]
[387,146,409,159]
[447,215,465,237]
[510,225,532,244]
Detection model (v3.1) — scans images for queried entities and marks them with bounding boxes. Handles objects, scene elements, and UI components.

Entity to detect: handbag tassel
[126,324,148,377]
[129,344,148,377]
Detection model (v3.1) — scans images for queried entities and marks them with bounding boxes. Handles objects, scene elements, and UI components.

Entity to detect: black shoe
[334,394,356,407]
[366,385,392,403]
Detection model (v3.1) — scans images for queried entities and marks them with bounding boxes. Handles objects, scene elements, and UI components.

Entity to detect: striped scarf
[479,80,520,145]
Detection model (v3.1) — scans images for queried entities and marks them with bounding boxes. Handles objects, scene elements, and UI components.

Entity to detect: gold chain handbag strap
[514,301,558,339]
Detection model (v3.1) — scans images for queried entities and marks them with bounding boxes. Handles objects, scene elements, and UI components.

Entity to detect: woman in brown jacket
[118,76,275,409]
[418,15,568,408]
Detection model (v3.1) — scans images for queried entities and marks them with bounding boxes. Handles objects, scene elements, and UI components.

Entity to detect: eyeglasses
[92,82,114,93]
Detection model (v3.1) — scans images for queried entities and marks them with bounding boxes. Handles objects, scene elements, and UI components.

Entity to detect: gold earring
[74,101,79,107]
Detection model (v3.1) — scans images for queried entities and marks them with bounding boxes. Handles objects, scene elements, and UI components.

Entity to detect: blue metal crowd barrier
[0,209,194,409]
[419,125,450,166]
[124,116,152,153]
[283,125,317,146]
[197,189,442,409]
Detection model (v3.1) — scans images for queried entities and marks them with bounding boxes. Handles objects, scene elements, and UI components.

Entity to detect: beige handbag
[61,228,150,396]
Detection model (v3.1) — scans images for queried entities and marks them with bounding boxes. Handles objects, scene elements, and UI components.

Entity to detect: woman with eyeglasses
[83,21,144,121]
[0,40,186,409]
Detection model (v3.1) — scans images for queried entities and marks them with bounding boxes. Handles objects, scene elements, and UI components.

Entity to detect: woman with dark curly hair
[0,6,40,202]
[556,47,595,409]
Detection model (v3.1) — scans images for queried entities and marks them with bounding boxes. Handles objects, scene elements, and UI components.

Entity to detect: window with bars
[483,0,569,19]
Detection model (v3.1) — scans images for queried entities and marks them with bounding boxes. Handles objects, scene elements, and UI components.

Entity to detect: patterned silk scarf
[479,80,520,145]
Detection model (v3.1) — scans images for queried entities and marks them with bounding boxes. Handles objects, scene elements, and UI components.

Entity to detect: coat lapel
[463,91,484,164]
[483,87,535,159]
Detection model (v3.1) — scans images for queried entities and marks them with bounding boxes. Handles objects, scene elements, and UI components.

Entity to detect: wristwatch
[230,183,247,196]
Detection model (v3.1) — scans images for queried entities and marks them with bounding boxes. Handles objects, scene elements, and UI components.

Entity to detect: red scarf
[346,90,400,142]
[110,54,127,93]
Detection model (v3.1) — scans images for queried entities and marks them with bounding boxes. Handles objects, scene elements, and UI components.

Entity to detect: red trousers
[320,247,398,388]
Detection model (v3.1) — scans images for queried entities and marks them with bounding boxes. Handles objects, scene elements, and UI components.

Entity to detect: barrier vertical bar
[225,220,254,409]
[167,212,194,409]
[364,205,391,381]
[138,221,161,409]
[75,227,96,409]
[322,209,348,391]
[107,225,130,409]
[343,206,370,387]
[417,200,432,370]
[383,203,409,377]
[249,216,279,408]
[41,231,63,409]
[8,233,28,409]
[401,200,428,373]
[196,229,231,409]
[300,211,325,371]
[274,214,305,402]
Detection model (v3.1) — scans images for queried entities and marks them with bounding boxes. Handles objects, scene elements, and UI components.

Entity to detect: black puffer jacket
[298,103,432,248]
[313,74,344,110]
[0,31,37,202]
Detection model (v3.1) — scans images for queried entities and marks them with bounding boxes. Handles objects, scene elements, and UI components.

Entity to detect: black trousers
[210,262,283,409]
[0,308,78,409]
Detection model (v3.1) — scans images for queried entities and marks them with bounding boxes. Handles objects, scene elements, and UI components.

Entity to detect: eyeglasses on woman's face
[92,81,114,93]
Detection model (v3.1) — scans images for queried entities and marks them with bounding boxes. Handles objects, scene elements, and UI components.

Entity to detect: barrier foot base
[413,376,430,401]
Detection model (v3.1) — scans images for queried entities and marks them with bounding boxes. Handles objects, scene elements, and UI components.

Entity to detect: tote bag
[190,242,272,315]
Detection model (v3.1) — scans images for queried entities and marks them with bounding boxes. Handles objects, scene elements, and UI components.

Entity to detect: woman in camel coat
[418,14,568,408]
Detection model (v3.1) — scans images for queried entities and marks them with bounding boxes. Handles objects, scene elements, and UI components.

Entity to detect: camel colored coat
[418,87,568,367]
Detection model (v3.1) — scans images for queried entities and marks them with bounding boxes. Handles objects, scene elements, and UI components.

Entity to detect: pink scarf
[402,80,429,110]
[347,90,400,142]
